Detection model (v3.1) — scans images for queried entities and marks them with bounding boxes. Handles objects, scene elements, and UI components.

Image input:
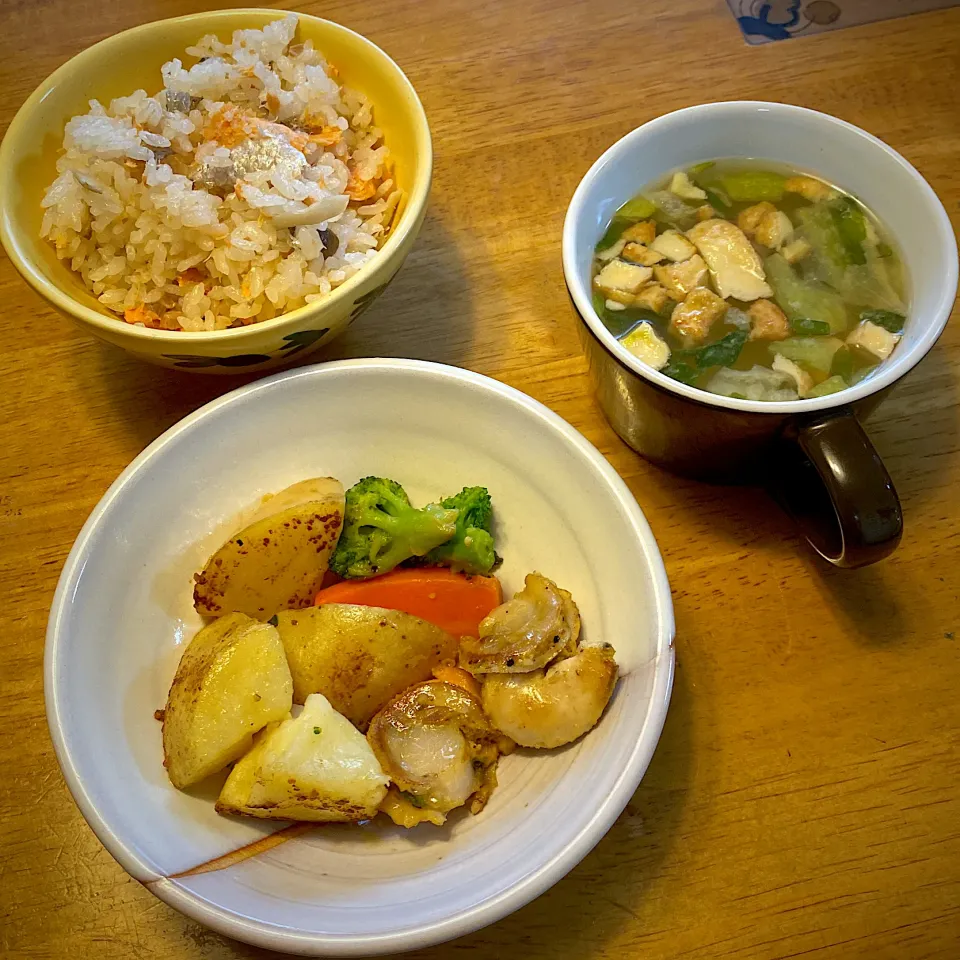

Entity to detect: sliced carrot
[301,113,343,145]
[315,567,502,638]
[308,127,342,148]
[432,663,482,699]
[202,105,254,148]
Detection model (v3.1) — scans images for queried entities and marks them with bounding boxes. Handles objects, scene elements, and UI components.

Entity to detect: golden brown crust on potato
[193,478,345,619]
[274,604,458,728]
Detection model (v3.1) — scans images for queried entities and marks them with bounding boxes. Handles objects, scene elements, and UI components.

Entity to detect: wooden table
[3,1,960,957]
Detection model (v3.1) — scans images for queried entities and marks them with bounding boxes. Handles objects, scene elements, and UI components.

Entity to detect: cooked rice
[40,15,401,332]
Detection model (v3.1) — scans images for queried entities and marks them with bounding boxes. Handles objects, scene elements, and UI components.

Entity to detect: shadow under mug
[579,320,902,568]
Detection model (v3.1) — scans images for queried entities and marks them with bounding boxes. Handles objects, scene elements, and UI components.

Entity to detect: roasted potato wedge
[216,693,388,821]
[273,604,458,728]
[162,613,293,788]
[194,477,345,620]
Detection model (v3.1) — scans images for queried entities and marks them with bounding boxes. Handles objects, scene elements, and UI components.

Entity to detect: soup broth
[591,160,907,401]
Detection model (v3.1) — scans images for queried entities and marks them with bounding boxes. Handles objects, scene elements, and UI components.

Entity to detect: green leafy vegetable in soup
[764,254,847,334]
[597,195,658,247]
[719,171,786,203]
[698,331,748,368]
[617,195,657,220]
[830,197,867,266]
[860,309,905,333]
[790,317,831,336]
[808,375,848,398]
[591,160,906,401]
[770,337,844,376]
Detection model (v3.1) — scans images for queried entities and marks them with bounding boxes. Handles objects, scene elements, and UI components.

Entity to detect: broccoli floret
[423,486,497,575]
[329,477,459,579]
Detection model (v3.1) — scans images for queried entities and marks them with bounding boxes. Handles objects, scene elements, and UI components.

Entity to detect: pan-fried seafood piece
[459,573,580,674]
[459,573,618,749]
[481,644,618,749]
[367,681,512,827]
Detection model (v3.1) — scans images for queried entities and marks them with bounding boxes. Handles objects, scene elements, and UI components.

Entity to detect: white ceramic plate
[46,359,675,955]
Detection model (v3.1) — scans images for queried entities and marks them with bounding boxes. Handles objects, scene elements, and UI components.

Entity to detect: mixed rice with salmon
[40,15,401,332]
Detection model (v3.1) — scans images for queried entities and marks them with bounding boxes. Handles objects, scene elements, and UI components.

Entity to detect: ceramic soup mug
[563,102,958,568]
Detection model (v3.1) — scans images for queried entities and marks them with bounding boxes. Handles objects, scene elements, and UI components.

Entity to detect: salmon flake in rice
[39,14,401,333]
[123,304,162,327]
[346,176,377,203]
[201,105,255,149]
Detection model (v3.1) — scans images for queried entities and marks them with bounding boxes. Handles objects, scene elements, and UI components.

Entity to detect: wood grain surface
[2,1,959,957]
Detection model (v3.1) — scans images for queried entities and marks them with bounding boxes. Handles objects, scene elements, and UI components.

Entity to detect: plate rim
[45,357,676,955]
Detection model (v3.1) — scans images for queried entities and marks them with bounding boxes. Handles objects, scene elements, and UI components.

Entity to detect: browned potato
[162,613,293,788]
[273,604,458,728]
[193,477,344,620]
[216,693,388,821]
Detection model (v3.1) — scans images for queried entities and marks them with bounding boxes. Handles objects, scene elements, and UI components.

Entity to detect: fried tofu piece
[595,238,626,262]
[603,288,636,306]
[621,242,665,267]
[747,299,790,341]
[633,283,670,313]
[621,220,657,245]
[651,230,697,262]
[781,238,812,264]
[669,287,728,347]
[621,321,671,370]
[696,204,717,222]
[772,354,813,397]
[755,210,794,250]
[593,260,653,297]
[607,280,670,312]
[670,171,707,202]
[687,219,773,301]
[846,320,901,360]
[737,202,776,237]
[654,254,709,301]
[784,176,836,202]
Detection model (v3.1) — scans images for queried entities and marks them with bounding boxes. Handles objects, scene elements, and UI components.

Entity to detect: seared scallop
[367,681,511,826]
[481,644,618,749]
[459,573,580,674]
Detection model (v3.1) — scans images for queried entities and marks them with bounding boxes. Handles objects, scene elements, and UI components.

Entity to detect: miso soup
[591,160,907,401]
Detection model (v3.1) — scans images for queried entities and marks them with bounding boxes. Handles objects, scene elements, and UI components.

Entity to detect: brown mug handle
[768,408,902,568]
